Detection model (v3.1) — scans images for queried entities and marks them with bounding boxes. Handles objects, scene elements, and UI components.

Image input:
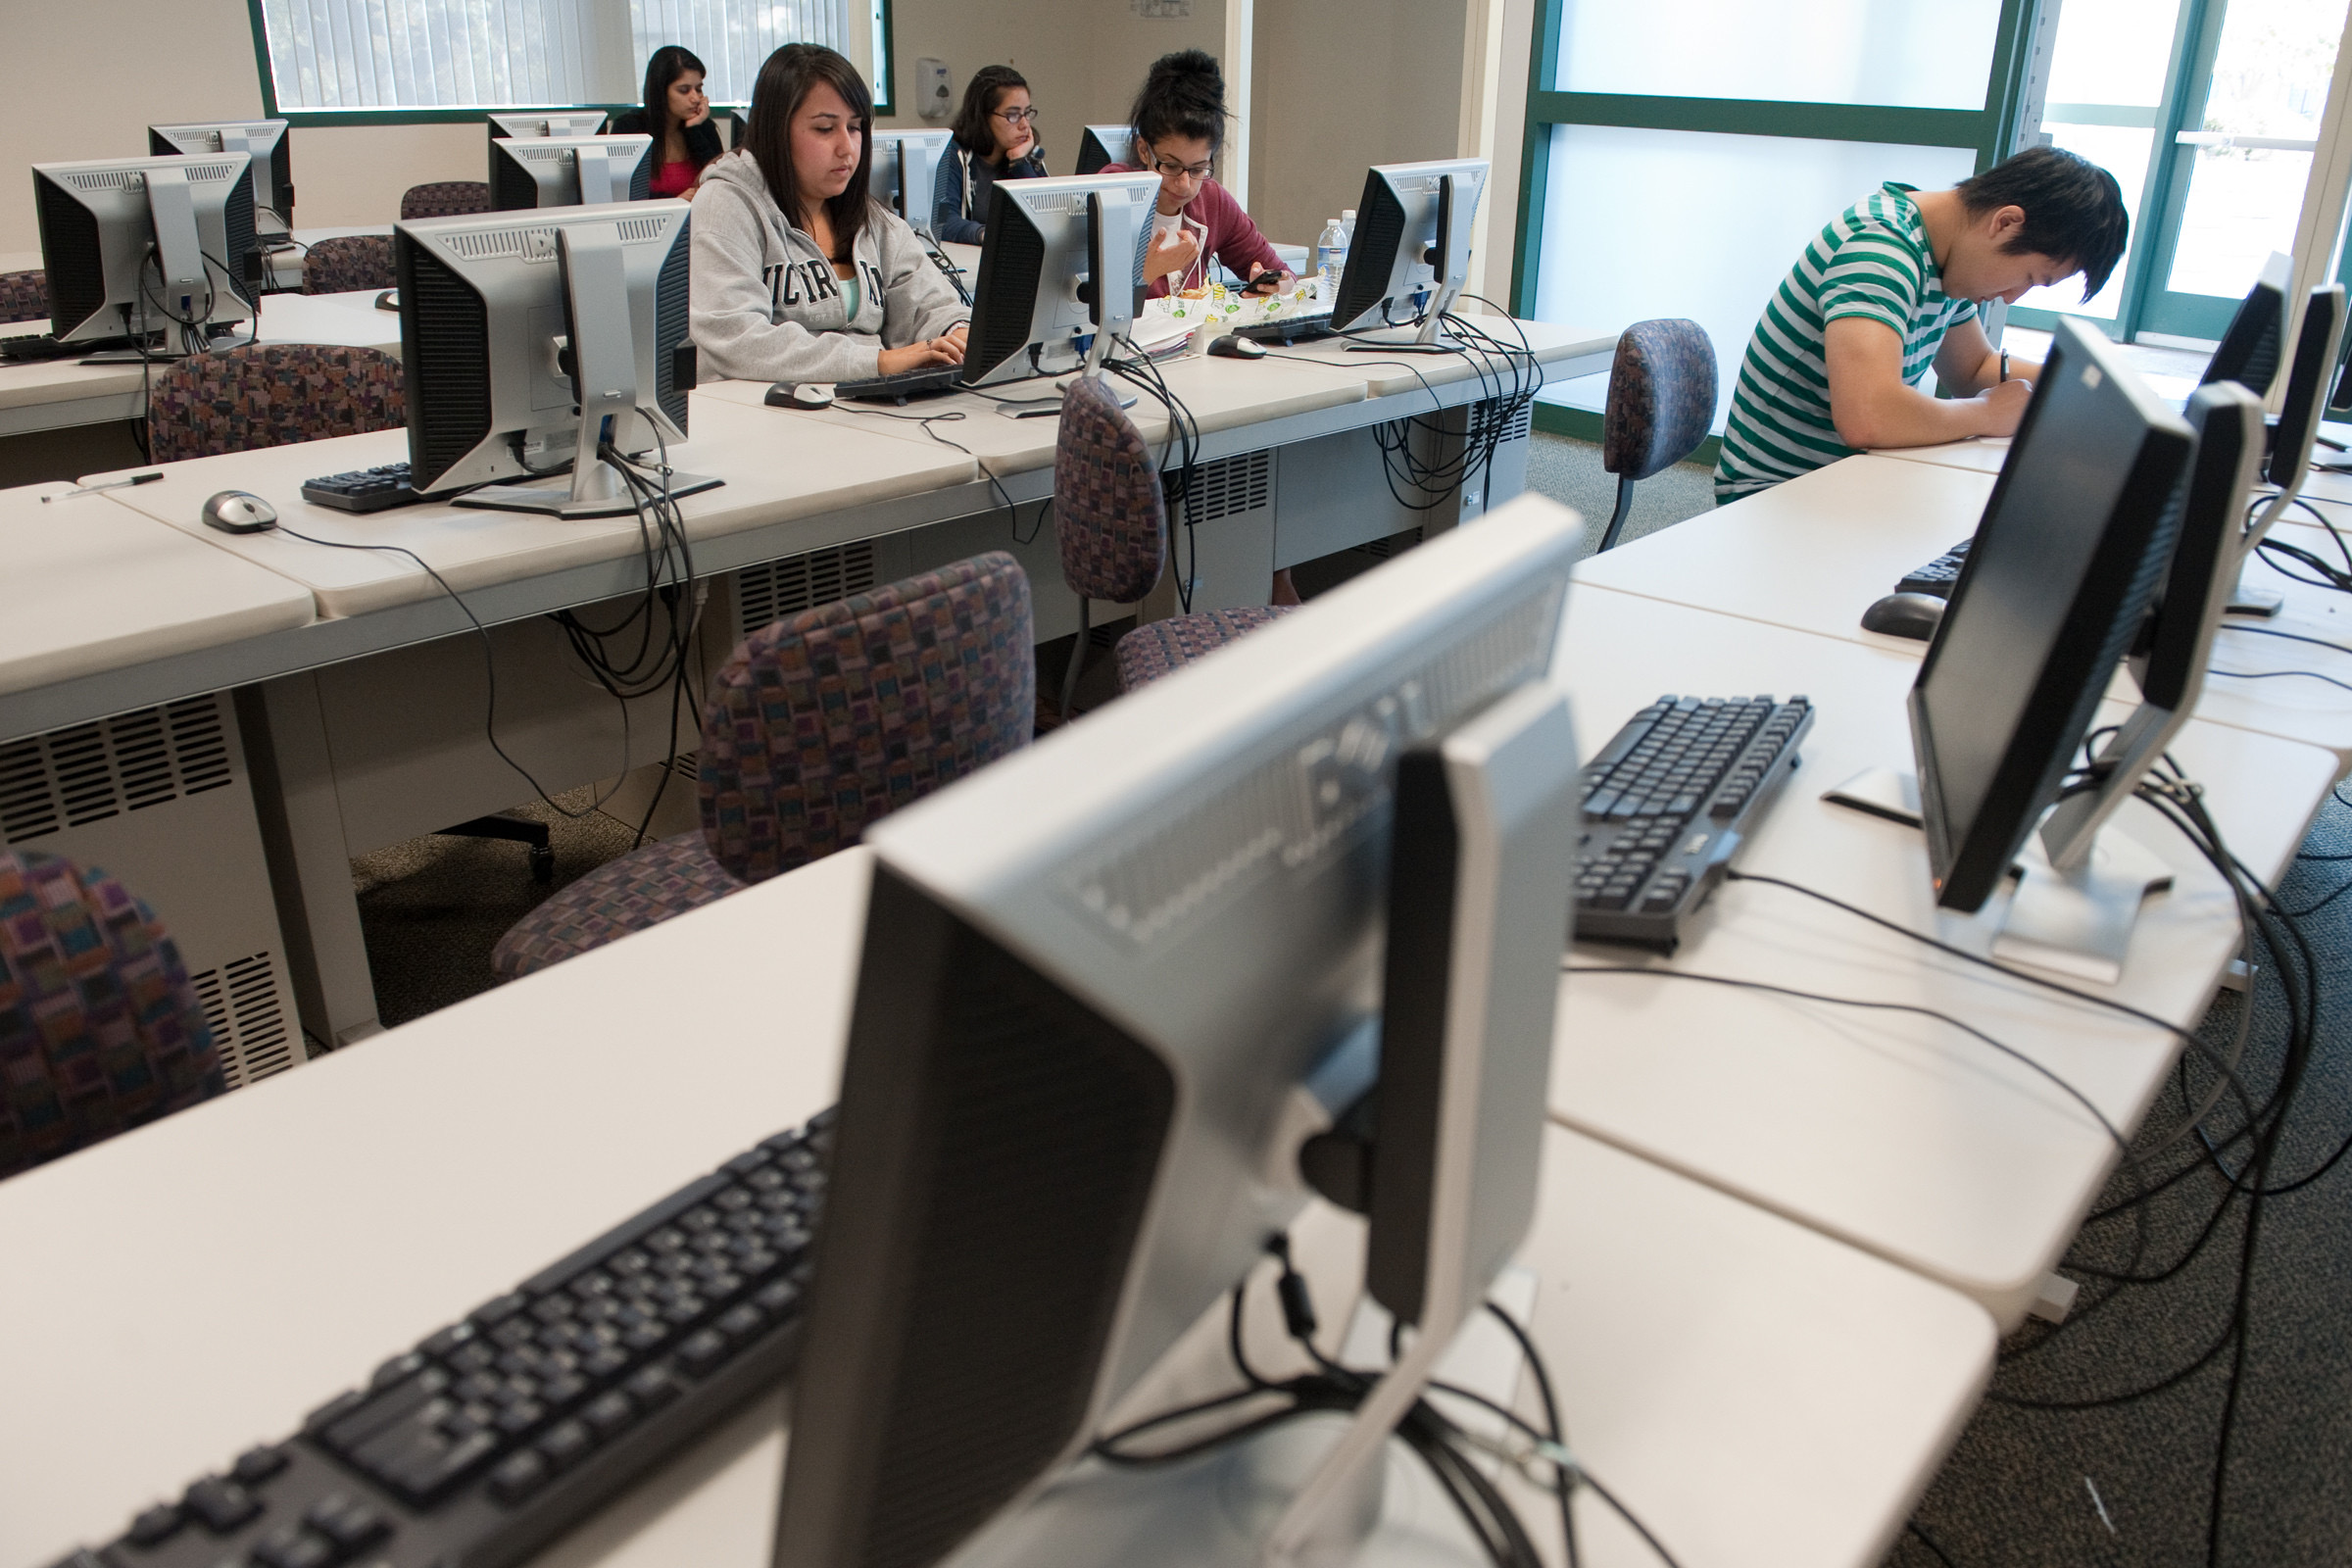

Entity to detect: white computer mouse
[201,490,280,533]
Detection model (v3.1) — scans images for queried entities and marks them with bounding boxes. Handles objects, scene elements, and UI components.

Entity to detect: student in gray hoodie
[691,43,968,386]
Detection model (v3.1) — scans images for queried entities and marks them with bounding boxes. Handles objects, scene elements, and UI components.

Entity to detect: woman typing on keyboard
[690,44,969,387]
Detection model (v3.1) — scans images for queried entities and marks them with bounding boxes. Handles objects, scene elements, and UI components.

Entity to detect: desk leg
[237,677,382,1049]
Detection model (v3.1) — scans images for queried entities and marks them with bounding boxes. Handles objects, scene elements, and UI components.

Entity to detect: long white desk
[1573,454,2352,769]
[0,290,406,438]
[1547,586,2338,1328]
[0,842,1996,1568]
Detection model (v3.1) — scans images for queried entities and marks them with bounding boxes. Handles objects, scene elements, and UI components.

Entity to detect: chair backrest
[0,851,224,1181]
[1602,318,1718,483]
[303,234,397,295]
[698,551,1035,885]
[1054,372,1166,604]
[400,181,493,220]
[149,343,408,463]
[0,269,46,325]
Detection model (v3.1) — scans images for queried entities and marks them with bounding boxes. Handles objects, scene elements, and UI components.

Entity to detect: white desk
[0,481,314,699]
[1547,587,2338,1327]
[0,290,406,438]
[0,843,1995,1568]
[1572,455,2352,768]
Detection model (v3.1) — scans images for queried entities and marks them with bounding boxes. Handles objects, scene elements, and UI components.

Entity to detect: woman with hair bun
[1103,49,1292,300]
[934,65,1048,245]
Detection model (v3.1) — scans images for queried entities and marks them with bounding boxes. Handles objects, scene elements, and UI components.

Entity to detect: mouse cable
[829,402,1032,547]
[2210,665,2352,693]
[2219,622,2352,659]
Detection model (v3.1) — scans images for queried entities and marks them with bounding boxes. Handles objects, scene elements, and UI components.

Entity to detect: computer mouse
[1860,592,1947,641]
[1206,333,1267,360]
[765,381,836,410]
[373,290,399,313]
[201,490,279,534]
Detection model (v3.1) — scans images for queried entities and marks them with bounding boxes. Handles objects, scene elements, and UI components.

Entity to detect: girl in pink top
[1103,50,1294,302]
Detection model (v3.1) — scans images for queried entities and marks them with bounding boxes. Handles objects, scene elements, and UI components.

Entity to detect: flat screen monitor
[2201,251,2291,398]
[961,172,1157,385]
[1329,158,1489,350]
[489,133,654,211]
[712,105,751,150]
[2263,283,2344,489]
[869,129,953,237]
[149,120,290,234]
[772,494,1584,1568]
[1909,316,2197,911]
[393,199,713,516]
[1076,123,1133,176]
[486,109,609,140]
[31,154,257,348]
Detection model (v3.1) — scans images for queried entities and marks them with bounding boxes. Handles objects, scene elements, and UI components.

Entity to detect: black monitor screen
[2202,260,2289,397]
[1909,319,2196,910]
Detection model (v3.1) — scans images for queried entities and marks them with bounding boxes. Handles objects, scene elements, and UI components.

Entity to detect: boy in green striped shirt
[1716,146,2130,502]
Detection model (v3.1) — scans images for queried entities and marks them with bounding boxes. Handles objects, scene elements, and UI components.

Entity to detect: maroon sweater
[1102,168,1286,299]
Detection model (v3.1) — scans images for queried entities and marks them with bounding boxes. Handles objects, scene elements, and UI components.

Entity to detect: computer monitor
[2200,251,2290,398]
[149,120,291,236]
[1076,123,1133,176]
[771,495,1585,1568]
[1329,158,1489,352]
[392,200,717,516]
[713,105,752,150]
[870,129,953,238]
[488,133,654,210]
[2218,283,2346,618]
[31,154,258,353]
[1909,317,2197,972]
[961,172,1157,385]
[486,109,609,141]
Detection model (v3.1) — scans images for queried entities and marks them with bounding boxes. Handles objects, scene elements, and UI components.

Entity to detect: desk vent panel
[734,540,880,642]
[0,696,233,845]
[1358,527,1425,563]
[1469,397,1534,444]
[190,951,300,1090]
[1181,449,1272,524]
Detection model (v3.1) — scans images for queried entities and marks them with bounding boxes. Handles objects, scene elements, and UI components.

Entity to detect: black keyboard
[832,364,965,403]
[303,464,425,514]
[1574,696,1814,953]
[50,1110,833,1568]
[1234,314,1336,345]
[1896,538,1972,598]
[2,332,92,363]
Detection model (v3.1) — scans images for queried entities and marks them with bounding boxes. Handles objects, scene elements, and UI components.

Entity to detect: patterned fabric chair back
[0,851,224,1181]
[1054,373,1166,604]
[400,181,493,220]
[1602,318,1718,483]
[0,269,47,325]
[699,551,1035,884]
[149,344,408,463]
[302,234,397,295]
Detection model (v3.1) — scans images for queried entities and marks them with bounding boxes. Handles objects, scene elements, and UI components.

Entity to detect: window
[247,0,893,117]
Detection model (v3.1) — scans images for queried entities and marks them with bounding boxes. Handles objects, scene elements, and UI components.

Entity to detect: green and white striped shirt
[1714,184,1976,502]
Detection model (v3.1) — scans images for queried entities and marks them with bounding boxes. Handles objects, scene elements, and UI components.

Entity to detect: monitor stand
[1821,767,2172,985]
[455,452,721,519]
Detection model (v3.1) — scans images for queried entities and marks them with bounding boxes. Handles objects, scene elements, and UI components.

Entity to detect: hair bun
[1152,48,1221,91]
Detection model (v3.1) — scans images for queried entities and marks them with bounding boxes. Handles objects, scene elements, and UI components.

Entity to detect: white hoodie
[690,147,968,384]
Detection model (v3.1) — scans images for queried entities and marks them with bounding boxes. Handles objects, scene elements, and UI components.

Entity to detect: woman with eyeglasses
[934,66,1048,245]
[1104,50,1291,301]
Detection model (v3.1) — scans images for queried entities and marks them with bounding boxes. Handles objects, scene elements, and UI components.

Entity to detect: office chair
[400,181,494,220]
[302,234,397,295]
[489,551,1036,980]
[1053,373,1298,706]
[148,343,407,463]
[0,850,225,1181]
[0,269,46,324]
[1595,318,1717,554]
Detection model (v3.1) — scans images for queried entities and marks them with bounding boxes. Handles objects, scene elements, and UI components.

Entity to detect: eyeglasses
[995,107,1041,125]
[1151,155,1213,180]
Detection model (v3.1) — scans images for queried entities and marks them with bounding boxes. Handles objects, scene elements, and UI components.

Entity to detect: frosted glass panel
[1532,124,1978,427]
[1554,0,2001,111]
[2045,0,2180,109]
[2009,124,2154,321]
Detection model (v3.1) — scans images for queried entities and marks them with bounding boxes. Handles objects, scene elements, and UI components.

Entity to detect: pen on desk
[44,471,164,502]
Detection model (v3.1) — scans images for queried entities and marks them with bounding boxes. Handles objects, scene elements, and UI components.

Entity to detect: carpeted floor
[339,433,2352,1565]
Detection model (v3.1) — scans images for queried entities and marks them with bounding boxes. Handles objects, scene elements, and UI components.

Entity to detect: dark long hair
[1127,49,1227,158]
[745,44,873,260]
[951,65,1031,162]
[641,45,707,144]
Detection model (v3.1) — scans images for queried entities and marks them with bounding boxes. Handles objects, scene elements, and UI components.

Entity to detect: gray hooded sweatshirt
[689,147,968,384]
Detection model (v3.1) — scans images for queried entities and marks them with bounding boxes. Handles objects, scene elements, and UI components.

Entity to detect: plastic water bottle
[1318,217,1348,303]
